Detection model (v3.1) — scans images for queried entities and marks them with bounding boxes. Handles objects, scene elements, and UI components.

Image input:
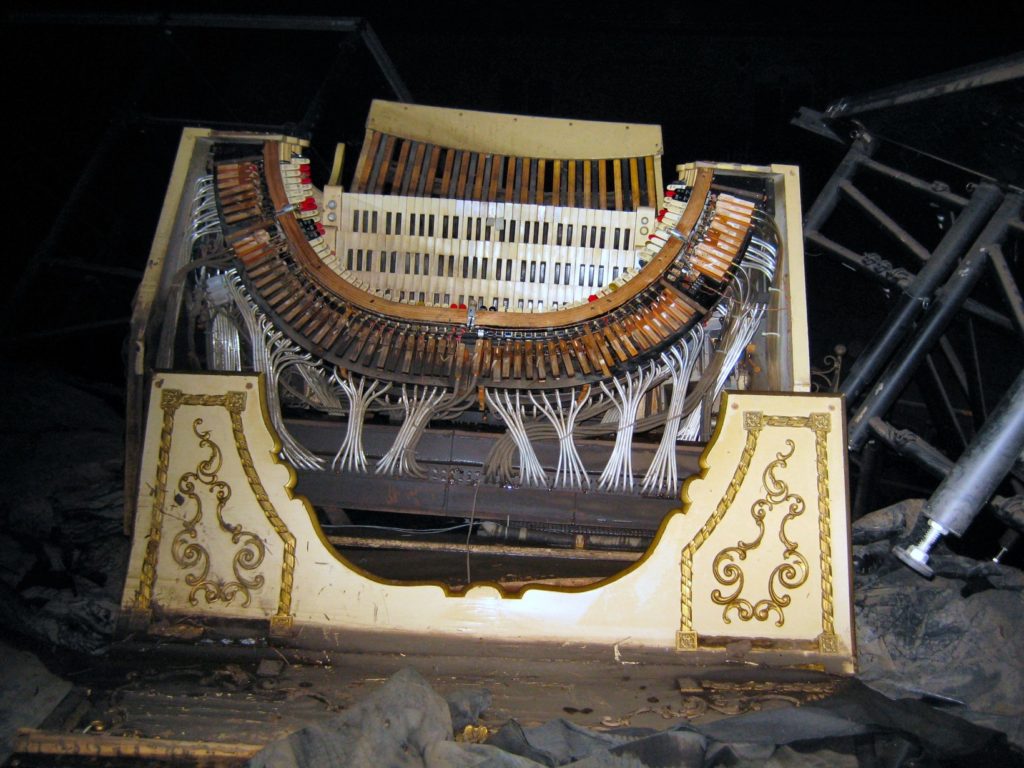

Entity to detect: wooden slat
[456,151,471,198]
[423,144,442,196]
[407,142,427,195]
[440,148,457,196]
[583,161,592,209]
[598,160,607,211]
[552,160,562,206]
[644,155,659,208]
[505,156,517,202]
[488,155,502,201]
[628,157,640,211]
[372,135,396,194]
[535,159,546,205]
[391,139,412,195]
[611,319,639,357]
[14,729,261,762]
[570,337,591,375]
[353,129,381,192]
[613,159,624,211]
[472,153,486,201]
[567,161,576,207]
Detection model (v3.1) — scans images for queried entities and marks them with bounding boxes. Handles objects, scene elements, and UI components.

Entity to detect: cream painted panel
[122,374,853,670]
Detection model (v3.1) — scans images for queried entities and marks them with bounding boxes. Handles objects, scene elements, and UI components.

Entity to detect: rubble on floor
[0,367,127,655]
[852,500,1024,746]
[245,667,1020,767]
[0,640,72,764]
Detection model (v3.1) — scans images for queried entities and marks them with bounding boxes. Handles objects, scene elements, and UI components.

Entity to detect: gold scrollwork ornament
[171,418,266,607]
[710,439,809,627]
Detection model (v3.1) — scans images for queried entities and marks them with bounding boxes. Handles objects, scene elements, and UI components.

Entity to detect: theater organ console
[122,102,853,669]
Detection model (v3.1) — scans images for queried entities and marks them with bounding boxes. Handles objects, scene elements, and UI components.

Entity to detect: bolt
[893,518,947,578]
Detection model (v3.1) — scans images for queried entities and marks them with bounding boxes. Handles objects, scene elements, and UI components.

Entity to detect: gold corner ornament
[131,388,295,629]
[679,410,837,652]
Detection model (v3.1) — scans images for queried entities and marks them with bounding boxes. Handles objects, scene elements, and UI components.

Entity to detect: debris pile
[0,367,127,654]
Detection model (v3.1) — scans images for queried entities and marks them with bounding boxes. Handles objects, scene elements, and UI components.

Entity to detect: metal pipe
[848,194,1022,451]
[803,134,875,233]
[825,52,1024,118]
[805,231,1012,331]
[839,180,932,263]
[360,22,414,103]
[895,366,1024,577]
[963,297,1013,332]
[840,183,1004,405]
[988,244,1024,343]
[857,155,969,208]
[870,418,1022,563]
[805,231,912,287]
[868,417,952,478]
[852,439,880,519]
[924,353,969,449]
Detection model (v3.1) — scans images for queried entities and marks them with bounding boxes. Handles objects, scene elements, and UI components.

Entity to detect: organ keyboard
[126,102,809,532]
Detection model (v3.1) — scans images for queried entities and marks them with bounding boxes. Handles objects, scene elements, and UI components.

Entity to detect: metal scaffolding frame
[796,56,1024,573]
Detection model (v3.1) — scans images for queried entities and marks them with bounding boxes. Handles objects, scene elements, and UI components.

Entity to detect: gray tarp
[246,667,1020,768]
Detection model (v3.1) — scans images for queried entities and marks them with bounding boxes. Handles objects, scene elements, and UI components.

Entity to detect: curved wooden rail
[213,141,749,390]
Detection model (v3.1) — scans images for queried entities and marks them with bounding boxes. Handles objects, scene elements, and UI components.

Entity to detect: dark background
[4,5,1020,381]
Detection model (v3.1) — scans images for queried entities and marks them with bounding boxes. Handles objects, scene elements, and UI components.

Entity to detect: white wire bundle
[641,326,704,495]
[678,301,766,442]
[484,389,548,487]
[529,389,590,490]
[207,312,241,372]
[375,385,447,478]
[597,363,658,492]
[745,235,778,281]
[226,273,324,470]
[330,370,391,473]
[189,175,222,246]
[294,363,346,416]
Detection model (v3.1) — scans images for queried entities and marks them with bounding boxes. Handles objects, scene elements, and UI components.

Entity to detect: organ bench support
[122,103,852,671]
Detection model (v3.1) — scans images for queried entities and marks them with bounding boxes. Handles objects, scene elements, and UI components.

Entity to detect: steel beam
[848,193,1023,451]
[868,417,952,478]
[804,134,876,233]
[825,52,1024,118]
[857,156,970,208]
[804,232,911,287]
[988,243,1024,343]
[11,12,413,103]
[839,180,932,263]
[840,183,1004,406]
